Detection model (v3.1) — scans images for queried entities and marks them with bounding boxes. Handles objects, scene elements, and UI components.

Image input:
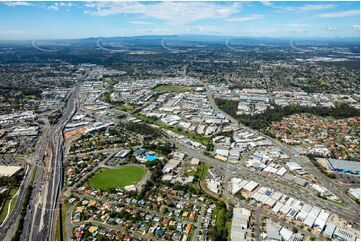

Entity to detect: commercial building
[231,207,251,241]
[327,158,360,175]
[0,165,23,177]
[347,188,360,200]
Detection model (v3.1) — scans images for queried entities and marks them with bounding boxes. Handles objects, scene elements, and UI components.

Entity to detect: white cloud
[46,2,75,11]
[59,2,74,7]
[261,1,272,7]
[226,15,264,22]
[3,1,31,7]
[0,27,24,34]
[298,4,336,12]
[48,5,59,11]
[84,2,242,25]
[274,4,336,12]
[129,21,151,25]
[326,27,337,31]
[318,9,359,18]
[352,25,360,32]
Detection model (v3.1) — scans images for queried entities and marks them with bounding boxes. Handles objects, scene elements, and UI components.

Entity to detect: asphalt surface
[20,71,89,241]
[30,76,86,241]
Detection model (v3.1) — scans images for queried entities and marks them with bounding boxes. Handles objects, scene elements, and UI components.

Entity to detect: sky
[0,1,359,40]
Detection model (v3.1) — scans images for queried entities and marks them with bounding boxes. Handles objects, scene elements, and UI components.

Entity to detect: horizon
[0,33,360,42]
[0,1,359,40]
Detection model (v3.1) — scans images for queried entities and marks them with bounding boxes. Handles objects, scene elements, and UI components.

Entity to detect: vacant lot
[87,165,146,190]
[64,127,87,140]
[154,84,196,93]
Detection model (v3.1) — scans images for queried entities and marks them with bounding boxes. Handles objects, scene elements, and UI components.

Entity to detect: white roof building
[0,166,22,177]
[348,188,360,200]
[231,208,251,241]
[276,167,287,176]
[271,192,283,201]
[265,197,277,208]
[304,214,317,228]
[286,162,303,171]
[280,227,293,241]
[243,181,259,192]
[314,210,330,230]
[162,159,181,173]
[272,202,283,214]
[280,204,291,214]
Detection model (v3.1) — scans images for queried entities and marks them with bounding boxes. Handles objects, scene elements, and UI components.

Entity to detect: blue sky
[0,1,359,40]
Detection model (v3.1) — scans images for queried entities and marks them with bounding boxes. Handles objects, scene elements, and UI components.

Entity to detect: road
[203,83,360,223]
[0,119,51,241]
[191,204,206,241]
[18,70,89,241]
[29,87,78,240]
[3,69,356,241]
[30,75,87,240]
[137,106,358,223]
[174,139,358,222]
[254,209,261,240]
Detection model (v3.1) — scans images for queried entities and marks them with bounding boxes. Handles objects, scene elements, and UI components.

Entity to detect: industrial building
[0,165,23,177]
[231,207,251,241]
[327,158,360,175]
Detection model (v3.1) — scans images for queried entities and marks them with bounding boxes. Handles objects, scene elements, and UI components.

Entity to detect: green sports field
[86,165,146,191]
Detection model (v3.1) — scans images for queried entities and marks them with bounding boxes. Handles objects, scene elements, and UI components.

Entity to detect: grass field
[0,187,19,222]
[118,102,135,112]
[154,84,197,93]
[86,166,146,190]
[60,202,71,240]
[196,163,210,181]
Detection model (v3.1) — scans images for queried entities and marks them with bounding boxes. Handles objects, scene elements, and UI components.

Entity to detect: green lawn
[119,102,135,112]
[86,166,146,190]
[196,163,209,181]
[60,202,71,240]
[24,95,39,100]
[0,187,19,222]
[154,84,197,93]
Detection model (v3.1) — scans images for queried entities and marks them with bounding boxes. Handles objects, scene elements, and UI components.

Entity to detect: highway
[0,118,51,241]
[29,73,88,240]
[2,69,357,241]
[15,70,89,241]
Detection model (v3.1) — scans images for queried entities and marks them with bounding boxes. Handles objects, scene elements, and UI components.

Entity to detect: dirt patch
[64,128,87,141]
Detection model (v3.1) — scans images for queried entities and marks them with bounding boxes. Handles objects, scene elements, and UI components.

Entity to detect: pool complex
[145,153,158,161]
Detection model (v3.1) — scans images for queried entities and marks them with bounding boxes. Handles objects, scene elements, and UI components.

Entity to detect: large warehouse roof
[0,165,22,177]
[327,159,360,174]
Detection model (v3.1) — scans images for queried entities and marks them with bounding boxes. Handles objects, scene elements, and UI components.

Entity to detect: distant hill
[0,34,359,47]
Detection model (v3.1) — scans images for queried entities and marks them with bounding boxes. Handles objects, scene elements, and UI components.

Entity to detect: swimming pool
[145,153,158,161]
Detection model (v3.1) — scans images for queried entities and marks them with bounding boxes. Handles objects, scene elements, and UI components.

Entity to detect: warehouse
[327,159,360,175]
[231,208,251,241]
[314,210,330,230]
[333,227,357,241]
[272,202,283,214]
[323,223,336,238]
[0,165,23,177]
[243,181,259,192]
